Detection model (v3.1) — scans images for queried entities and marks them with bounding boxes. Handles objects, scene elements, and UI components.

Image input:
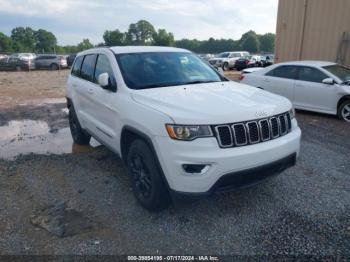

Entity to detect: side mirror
[98,72,110,88]
[322,78,334,85]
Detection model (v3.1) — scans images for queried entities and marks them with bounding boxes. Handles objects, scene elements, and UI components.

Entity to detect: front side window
[71,55,84,77]
[323,64,350,83]
[217,52,230,58]
[116,52,225,90]
[266,66,297,79]
[94,54,115,86]
[298,67,327,83]
[80,54,97,82]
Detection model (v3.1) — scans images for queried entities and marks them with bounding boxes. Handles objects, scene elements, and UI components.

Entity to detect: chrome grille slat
[232,123,248,146]
[214,112,292,148]
[215,125,233,148]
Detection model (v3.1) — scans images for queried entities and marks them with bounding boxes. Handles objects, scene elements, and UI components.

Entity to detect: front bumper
[153,122,301,194]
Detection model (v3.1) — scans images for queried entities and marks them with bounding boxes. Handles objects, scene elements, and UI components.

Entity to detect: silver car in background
[34,55,68,70]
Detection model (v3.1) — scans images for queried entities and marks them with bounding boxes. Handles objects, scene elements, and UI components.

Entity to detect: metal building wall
[275,0,350,67]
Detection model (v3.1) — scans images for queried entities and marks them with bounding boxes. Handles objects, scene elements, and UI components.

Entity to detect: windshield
[323,65,350,82]
[116,52,225,90]
[217,52,230,58]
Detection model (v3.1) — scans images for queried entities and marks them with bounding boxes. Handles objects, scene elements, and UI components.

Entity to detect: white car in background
[241,61,350,122]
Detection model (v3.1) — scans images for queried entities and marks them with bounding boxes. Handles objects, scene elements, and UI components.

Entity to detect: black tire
[338,100,350,122]
[50,63,59,70]
[126,139,171,211]
[222,62,229,71]
[69,106,91,144]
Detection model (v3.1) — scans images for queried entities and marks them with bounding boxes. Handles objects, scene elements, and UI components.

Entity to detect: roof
[278,60,336,67]
[109,46,190,54]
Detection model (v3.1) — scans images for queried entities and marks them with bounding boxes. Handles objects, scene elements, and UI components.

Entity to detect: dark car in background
[34,55,68,70]
[0,53,36,71]
[261,54,274,67]
[66,54,76,67]
[234,55,262,71]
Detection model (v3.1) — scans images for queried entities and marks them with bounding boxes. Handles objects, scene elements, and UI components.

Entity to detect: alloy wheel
[341,103,350,122]
[130,154,152,198]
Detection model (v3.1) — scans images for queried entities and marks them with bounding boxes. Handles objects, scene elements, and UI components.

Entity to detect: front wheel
[222,62,229,71]
[126,139,171,211]
[69,107,91,144]
[338,100,350,122]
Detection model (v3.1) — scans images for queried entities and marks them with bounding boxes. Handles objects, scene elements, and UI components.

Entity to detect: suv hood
[131,82,292,125]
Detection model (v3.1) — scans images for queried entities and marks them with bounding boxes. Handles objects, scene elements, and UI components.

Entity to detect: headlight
[166,125,213,141]
[289,108,295,119]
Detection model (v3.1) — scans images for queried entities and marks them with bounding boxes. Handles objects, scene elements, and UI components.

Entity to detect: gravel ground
[0,103,349,256]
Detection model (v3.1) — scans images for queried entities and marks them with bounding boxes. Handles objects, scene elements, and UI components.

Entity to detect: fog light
[182,164,209,174]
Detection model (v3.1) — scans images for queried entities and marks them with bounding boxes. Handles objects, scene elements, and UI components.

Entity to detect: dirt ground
[0,70,69,109]
[0,70,349,256]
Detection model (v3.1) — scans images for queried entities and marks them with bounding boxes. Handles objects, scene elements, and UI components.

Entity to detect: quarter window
[298,67,328,83]
[71,55,84,77]
[266,66,297,79]
[80,54,97,82]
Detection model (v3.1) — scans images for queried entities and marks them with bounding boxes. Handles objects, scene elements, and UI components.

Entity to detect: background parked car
[0,53,36,71]
[34,55,68,70]
[260,54,274,67]
[241,60,350,122]
[66,54,76,67]
[209,51,250,71]
[0,54,8,61]
[235,55,263,71]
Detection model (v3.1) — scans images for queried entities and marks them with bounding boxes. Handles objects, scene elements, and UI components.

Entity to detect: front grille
[209,60,216,65]
[214,112,292,148]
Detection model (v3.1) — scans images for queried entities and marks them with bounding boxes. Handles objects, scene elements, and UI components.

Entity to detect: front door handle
[88,88,94,94]
[263,78,270,83]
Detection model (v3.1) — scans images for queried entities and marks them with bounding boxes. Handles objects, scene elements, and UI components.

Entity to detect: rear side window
[80,54,97,82]
[71,56,84,77]
[298,67,328,83]
[94,54,115,85]
[266,66,297,79]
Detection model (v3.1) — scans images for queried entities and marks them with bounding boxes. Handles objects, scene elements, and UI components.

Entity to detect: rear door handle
[88,88,94,94]
[263,78,270,82]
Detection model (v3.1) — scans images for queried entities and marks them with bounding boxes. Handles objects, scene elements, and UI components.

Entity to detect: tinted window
[323,64,350,82]
[80,54,97,81]
[298,67,327,83]
[71,56,84,77]
[266,66,297,79]
[94,54,115,86]
[117,52,224,90]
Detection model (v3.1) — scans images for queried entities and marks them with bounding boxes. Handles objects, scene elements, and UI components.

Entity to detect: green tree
[153,29,174,46]
[103,29,127,46]
[127,20,156,45]
[240,31,260,53]
[175,39,201,52]
[11,26,36,52]
[76,39,93,51]
[35,29,57,53]
[0,32,13,53]
[259,33,275,52]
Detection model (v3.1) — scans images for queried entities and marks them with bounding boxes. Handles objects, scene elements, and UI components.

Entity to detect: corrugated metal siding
[275,0,350,67]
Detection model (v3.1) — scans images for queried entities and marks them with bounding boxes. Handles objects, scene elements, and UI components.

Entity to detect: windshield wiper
[136,80,221,89]
[182,80,221,85]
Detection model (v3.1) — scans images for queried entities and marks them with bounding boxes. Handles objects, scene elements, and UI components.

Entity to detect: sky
[0,0,278,45]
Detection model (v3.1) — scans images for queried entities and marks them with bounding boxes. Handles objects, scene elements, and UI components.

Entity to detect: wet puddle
[0,120,101,160]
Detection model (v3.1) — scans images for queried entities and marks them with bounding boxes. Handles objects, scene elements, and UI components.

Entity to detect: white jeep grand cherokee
[66,46,301,211]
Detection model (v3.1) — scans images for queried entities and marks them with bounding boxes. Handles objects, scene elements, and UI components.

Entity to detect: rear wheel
[69,106,91,144]
[222,62,229,71]
[50,63,59,70]
[126,139,171,211]
[338,100,350,122]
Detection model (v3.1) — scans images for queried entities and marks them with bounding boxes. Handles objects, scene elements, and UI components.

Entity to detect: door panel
[261,65,297,102]
[294,67,336,112]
